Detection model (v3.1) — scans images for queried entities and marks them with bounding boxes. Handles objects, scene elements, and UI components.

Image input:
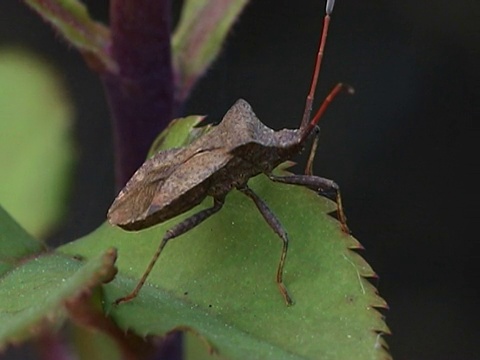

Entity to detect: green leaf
[0,49,75,238]
[172,0,250,102]
[22,0,116,72]
[0,206,45,276]
[59,117,390,359]
[147,115,210,157]
[70,320,125,360]
[0,247,117,348]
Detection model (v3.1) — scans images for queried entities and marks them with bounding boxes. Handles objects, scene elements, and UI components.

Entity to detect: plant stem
[101,1,181,357]
[103,0,174,189]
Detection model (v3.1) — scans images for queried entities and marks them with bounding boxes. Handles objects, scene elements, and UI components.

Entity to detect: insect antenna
[300,0,334,130]
[299,0,354,143]
[300,83,354,143]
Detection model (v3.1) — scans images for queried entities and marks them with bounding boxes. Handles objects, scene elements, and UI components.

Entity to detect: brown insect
[108,0,352,306]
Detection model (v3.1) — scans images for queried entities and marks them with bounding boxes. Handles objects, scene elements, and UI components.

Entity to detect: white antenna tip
[326,0,335,15]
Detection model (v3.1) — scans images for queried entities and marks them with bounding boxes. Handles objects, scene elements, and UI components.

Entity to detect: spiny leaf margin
[60,116,391,359]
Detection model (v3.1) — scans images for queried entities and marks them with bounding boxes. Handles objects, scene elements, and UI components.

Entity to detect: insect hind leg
[268,174,350,234]
[115,197,225,305]
[238,185,293,306]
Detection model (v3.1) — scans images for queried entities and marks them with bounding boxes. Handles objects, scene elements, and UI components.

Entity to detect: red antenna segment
[299,0,353,141]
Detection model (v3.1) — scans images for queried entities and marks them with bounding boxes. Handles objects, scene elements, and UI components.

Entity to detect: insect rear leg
[115,197,225,305]
[238,185,293,306]
[268,174,350,234]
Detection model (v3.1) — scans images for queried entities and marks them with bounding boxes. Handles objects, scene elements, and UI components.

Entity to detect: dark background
[1,0,478,359]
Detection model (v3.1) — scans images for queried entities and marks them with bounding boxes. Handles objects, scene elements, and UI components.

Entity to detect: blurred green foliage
[0,48,74,238]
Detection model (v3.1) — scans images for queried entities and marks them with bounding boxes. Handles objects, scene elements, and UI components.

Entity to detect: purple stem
[102,0,174,190]
[101,1,181,357]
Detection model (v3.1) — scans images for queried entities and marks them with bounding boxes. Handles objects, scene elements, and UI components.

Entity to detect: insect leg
[305,126,320,176]
[115,197,225,305]
[238,185,293,306]
[268,174,350,234]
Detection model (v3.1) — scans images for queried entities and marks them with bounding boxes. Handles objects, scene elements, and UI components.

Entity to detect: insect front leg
[268,174,350,234]
[115,197,225,305]
[238,185,293,306]
[305,126,320,176]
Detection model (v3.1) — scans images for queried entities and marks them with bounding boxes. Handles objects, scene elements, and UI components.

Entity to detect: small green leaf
[23,0,116,72]
[70,320,124,360]
[148,115,209,157]
[0,248,117,349]
[172,0,250,102]
[0,49,75,238]
[0,206,45,276]
[59,117,390,359]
